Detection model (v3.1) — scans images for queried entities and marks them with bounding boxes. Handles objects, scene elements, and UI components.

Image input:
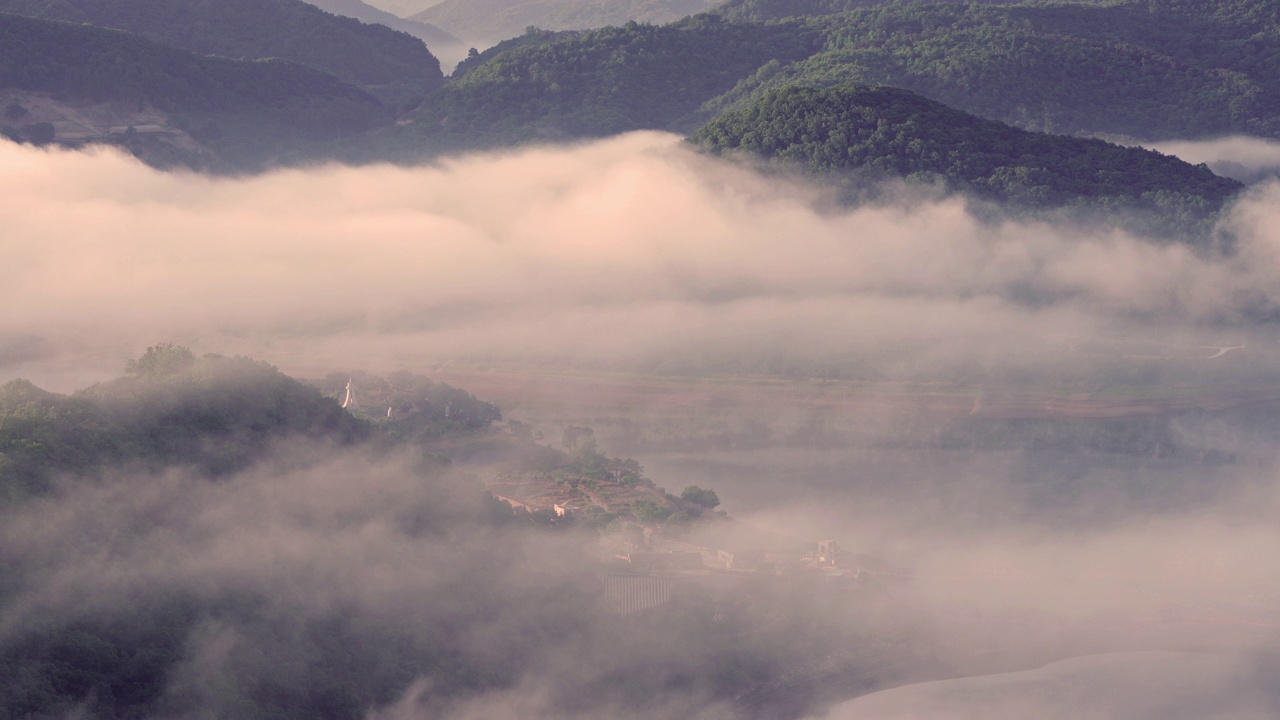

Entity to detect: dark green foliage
[681,485,720,508]
[449,26,575,80]
[704,0,1280,141]
[126,343,196,378]
[380,16,823,154]
[631,497,673,523]
[0,351,370,501]
[0,0,444,103]
[0,596,199,720]
[314,370,502,441]
[690,83,1243,236]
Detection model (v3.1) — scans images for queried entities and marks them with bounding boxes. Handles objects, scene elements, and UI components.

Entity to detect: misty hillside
[0,0,445,105]
[0,13,390,170]
[300,0,469,67]
[0,346,371,501]
[372,16,822,154]
[0,347,926,720]
[359,0,1280,167]
[409,0,720,47]
[690,84,1243,234]
[701,0,1280,141]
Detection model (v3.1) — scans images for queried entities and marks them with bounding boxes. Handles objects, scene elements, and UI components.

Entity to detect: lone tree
[681,485,720,509]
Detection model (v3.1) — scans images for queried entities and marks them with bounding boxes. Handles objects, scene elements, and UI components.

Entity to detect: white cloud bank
[1151,135,1280,183]
[3,134,1280,387]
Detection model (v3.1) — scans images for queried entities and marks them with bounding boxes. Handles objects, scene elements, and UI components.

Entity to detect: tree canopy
[690,83,1243,238]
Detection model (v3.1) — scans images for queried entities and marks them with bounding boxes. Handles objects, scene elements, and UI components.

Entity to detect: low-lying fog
[1150,136,1280,184]
[4,133,1280,388]
[6,134,1280,718]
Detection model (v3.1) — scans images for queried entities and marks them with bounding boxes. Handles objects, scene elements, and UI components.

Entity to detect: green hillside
[377,16,823,155]
[0,0,444,105]
[0,13,388,170]
[0,346,915,720]
[699,0,1280,141]
[690,84,1243,236]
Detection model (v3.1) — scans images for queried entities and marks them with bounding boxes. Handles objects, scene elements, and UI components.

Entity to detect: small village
[485,466,912,615]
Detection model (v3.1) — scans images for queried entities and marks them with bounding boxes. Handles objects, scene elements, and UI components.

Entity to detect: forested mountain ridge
[0,13,388,170]
[698,0,1280,141]
[0,0,445,105]
[690,84,1244,237]
[371,16,824,155]
[370,0,1280,163]
[0,345,902,720]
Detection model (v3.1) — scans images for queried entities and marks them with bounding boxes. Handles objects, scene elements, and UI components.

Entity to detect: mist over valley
[5,1,1280,718]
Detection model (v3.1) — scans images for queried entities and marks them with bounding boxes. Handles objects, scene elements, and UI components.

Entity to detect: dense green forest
[690,84,1242,235]
[0,0,444,105]
[700,0,1280,140]
[365,0,1280,166]
[373,15,823,154]
[0,13,389,169]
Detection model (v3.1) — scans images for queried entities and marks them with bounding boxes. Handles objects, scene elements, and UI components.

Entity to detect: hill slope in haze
[690,84,1244,236]
[0,0,445,105]
[410,0,720,47]
[371,16,822,155]
[301,0,469,67]
[0,13,389,171]
[0,347,371,501]
[0,347,914,720]
[699,0,1280,141]
[363,0,442,17]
